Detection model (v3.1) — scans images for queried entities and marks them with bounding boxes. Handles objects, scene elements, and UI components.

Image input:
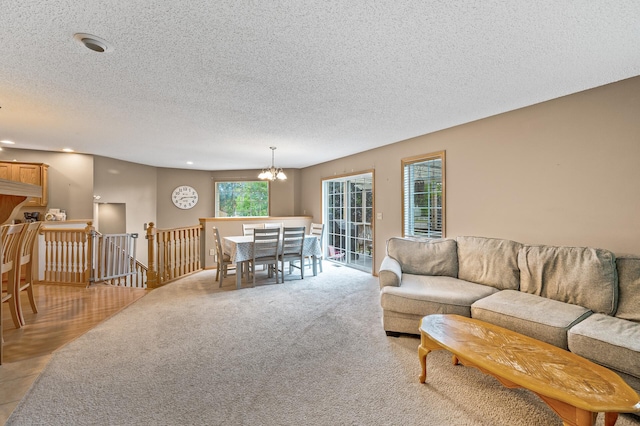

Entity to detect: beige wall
[300,76,640,273]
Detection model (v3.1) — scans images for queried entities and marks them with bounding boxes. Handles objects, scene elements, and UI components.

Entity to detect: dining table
[223,234,323,289]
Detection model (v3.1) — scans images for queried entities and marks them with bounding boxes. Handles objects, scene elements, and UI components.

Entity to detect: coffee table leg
[419,334,446,383]
[418,345,430,383]
[604,412,619,426]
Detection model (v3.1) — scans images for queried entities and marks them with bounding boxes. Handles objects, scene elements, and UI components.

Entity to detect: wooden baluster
[161,230,168,283]
[173,230,178,279]
[146,222,158,289]
[191,227,196,272]
[196,225,201,270]
[71,230,78,283]
[54,231,61,283]
[43,231,51,282]
[65,231,72,283]
[180,228,186,276]
[84,222,94,286]
[172,229,178,279]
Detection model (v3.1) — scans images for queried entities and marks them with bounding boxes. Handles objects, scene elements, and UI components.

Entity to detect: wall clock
[172,185,199,209]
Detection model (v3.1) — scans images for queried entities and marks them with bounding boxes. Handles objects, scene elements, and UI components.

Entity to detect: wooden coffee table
[418,314,640,426]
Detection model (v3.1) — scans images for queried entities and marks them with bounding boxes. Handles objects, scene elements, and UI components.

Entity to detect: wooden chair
[14,221,42,325]
[305,223,324,272]
[1,223,26,330]
[212,227,234,288]
[242,223,264,236]
[279,227,305,281]
[250,228,280,286]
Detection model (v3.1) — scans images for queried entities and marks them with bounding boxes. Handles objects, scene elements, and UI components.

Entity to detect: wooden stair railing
[39,221,201,289]
[40,222,92,286]
[40,222,147,288]
[145,223,202,289]
[103,258,148,288]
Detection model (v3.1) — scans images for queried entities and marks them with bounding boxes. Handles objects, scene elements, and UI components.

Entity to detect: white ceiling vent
[73,33,113,53]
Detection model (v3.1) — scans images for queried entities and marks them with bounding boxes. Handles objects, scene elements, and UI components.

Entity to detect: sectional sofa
[378,236,640,393]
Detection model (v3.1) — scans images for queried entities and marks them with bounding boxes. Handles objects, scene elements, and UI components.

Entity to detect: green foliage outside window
[402,151,445,238]
[215,181,269,217]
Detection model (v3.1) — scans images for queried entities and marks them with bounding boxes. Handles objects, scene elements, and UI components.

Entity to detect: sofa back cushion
[456,236,522,290]
[386,237,458,277]
[615,255,640,322]
[518,245,617,315]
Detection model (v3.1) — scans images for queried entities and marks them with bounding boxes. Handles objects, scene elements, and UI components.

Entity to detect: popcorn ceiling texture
[1,1,639,170]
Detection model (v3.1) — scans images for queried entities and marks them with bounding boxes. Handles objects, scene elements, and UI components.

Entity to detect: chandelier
[258,146,287,181]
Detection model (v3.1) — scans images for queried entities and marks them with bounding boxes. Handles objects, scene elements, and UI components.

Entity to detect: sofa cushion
[380,274,498,317]
[471,290,592,349]
[456,236,522,290]
[386,237,458,277]
[568,313,640,379]
[615,255,640,322]
[518,245,617,315]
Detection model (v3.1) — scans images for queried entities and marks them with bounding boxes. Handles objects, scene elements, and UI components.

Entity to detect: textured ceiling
[1,1,639,171]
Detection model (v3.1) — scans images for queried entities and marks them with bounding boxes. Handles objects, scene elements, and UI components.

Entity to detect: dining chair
[279,227,306,281]
[264,222,283,230]
[305,223,324,272]
[242,223,265,237]
[212,227,235,288]
[14,221,42,325]
[251,228,281,286]
[242,223,266,270]
[1,223,27,330]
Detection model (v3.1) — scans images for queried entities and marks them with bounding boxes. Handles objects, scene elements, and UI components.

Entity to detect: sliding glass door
[323,172,373,273]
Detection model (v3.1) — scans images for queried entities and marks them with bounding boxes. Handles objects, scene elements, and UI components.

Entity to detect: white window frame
[402,151,445,238]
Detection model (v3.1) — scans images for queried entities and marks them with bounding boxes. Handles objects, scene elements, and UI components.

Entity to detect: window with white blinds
[402,151,445,238]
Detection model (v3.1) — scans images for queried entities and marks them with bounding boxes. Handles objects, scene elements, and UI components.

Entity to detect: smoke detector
[74,33,113,53]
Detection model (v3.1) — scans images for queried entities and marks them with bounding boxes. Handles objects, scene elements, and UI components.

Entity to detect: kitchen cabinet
[0,162,48,206]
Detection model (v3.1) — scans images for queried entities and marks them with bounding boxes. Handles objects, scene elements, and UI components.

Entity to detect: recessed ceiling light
[186,161,194,165]
[73,33,114,53]
[1,140,15,145]
[62,148,75,152]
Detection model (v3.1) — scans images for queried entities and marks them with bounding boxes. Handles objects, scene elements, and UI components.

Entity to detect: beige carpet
[7,265,640,425]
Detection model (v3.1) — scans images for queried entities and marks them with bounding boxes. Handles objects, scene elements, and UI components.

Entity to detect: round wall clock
[172,185,199,209]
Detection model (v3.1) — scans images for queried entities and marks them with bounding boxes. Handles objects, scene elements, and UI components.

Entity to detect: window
[402,151,445,238]
[215,181,269,217]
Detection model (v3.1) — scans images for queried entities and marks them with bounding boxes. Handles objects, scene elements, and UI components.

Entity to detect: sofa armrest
[379,256,402,288]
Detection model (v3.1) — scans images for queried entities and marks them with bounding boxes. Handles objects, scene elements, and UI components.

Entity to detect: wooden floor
[0,283,149,424]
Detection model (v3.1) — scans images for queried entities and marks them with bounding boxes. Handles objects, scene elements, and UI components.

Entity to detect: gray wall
[93,156,158,265]
[97,203,126,234]
[156,168,301,228]
[300,76,640,273]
